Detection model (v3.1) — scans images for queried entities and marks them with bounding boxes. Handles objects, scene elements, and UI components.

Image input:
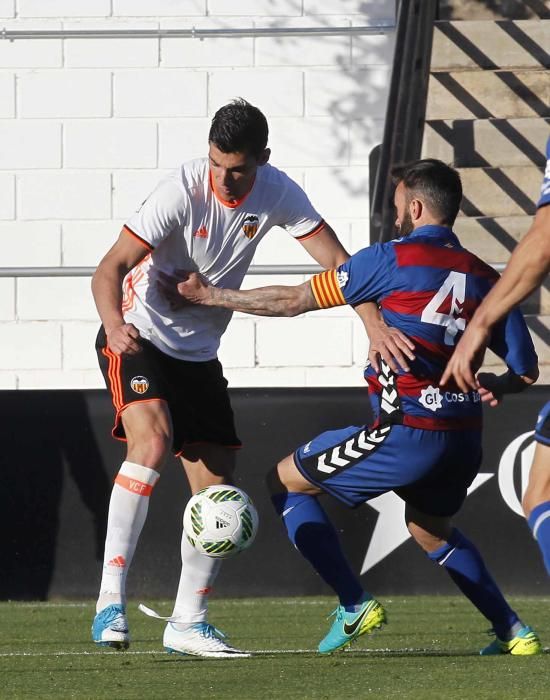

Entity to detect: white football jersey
[122,158,323,361]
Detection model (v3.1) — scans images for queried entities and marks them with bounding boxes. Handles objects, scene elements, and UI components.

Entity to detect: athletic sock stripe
[438,547,456,566]
[532,510,550,540]
[115,473,154,496]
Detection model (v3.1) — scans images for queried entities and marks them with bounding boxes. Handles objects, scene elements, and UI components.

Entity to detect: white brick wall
[113,0,205,16]
[18,0,111,17]
[0,174,15,219]
[19,70,112,118]
[64,121,157,169]
[65,37,159,69]
[0,121,62,169]
[1,2,395,389]
[0,74,15,118]
[19,172,112,219]
[0,222,61,265]
[114,70,207,117]
[0,0,14,18]
[0,279,16,321]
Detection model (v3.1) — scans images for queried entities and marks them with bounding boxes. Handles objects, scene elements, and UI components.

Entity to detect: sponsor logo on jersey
[443,390,480,403]
[242,215,259,239]
[193,225,208,238]
[419,385,442,412]
[337,271,349,287]
[130,375,150,394]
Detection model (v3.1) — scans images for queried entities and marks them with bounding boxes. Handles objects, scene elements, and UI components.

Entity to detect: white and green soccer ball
[183,485,259,558]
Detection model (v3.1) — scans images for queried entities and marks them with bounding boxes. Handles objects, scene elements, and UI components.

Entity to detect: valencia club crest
[242,215,259,239]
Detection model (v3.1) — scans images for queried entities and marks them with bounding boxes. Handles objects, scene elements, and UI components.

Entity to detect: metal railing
[0,23,394,41]
[370,0,439,243]
[0,265,325,278]
[0,262,506,278]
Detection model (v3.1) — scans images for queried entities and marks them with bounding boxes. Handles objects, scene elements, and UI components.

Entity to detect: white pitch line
[0,602,91,609]
[0,600,331,610]
[0,650,315,658]
[6,647,547,658]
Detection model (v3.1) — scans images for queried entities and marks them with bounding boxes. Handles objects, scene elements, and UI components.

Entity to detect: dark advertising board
[1,387,548,600]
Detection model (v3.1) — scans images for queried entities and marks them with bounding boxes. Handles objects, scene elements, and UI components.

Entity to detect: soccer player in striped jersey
[442,137,550,583]
[90,99,405,657]
[173,158,542,656]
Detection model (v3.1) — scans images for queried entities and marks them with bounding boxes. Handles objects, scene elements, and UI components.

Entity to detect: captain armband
[310,270,347,309]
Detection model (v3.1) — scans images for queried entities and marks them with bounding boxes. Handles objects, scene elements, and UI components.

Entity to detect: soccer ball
[183,485,259,558]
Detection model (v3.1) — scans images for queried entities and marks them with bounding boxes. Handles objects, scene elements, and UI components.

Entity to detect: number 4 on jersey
[420,271,466,345]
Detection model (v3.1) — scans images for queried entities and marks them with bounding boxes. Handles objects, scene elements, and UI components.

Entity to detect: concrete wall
[0,1,396,390]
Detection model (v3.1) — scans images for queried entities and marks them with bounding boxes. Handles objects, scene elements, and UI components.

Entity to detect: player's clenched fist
[105,323,142,355]
[176,272,212,305]
[157,270,212,309]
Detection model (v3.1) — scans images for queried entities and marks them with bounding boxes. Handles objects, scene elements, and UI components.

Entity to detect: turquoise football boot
[318,598,387,654]
[480,625,542,656]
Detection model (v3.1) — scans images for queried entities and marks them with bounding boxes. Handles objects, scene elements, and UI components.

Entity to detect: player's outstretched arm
[298,222,350,269]
[442,205,550,391]
[299,226,417,372]
[175,271,320,317]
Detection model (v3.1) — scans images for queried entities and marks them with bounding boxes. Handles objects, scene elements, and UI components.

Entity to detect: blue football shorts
[294,423,482,517]
[535,401,550,446]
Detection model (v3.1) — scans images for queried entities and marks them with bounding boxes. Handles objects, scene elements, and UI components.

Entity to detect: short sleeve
[276,175,323,239]
[125,179,187,249]
[338,244,396,305]
[310,244,395,308]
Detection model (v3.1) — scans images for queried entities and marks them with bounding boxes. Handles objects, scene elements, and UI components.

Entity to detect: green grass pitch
[1,596,549,699]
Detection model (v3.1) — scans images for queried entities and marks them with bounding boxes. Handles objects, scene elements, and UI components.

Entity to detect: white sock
[96,461,160,613]
[170,532,222,629]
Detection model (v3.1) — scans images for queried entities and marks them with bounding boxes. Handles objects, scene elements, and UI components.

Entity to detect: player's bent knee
[266,456,296,494]
[406,516,451,553]
[126,430,172,470]
[274,454,319,495]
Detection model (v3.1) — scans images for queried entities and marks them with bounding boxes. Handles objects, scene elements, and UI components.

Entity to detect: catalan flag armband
[310,270,347,309]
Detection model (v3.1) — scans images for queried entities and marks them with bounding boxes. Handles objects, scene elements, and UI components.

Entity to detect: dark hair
[208,98,269,159]
[391,158,462,225]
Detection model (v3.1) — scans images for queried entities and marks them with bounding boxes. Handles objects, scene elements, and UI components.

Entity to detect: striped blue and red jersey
[538,137,550,208]
[311,224,537,431]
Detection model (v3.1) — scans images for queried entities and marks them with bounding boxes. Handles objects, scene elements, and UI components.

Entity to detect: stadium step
[423,118,549,168]
[457,166,541,217]
[423,16,549,372]
[431,20,550,70]
[426,70,549,121]
[454,215,530,261]
[437,1,550,21]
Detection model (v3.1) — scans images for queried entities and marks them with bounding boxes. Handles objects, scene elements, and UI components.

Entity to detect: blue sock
[528,500,550,575]
[427,529,519,639]
[271,492,365,608]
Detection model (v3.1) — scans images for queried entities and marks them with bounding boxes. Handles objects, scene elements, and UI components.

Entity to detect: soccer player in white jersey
[90,99,405,657]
